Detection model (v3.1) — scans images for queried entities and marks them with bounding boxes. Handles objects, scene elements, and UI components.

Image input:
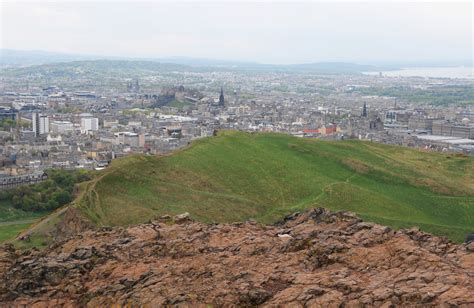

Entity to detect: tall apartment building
[32,113,49,136]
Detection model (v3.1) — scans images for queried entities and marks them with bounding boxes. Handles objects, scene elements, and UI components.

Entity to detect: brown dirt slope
[0,208,473,307]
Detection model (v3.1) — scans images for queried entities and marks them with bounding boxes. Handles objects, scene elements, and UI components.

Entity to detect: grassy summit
[72,131,474,242]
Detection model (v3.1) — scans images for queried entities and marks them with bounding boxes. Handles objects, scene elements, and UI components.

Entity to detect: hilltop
[1,208,473,306]
[17,131,474,245]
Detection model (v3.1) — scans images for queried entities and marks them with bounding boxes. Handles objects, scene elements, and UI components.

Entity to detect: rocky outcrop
[53,207,96,240]
[1,208,473,306]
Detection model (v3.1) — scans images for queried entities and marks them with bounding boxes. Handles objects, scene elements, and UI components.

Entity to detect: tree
[53,190,72,205]
[0,118,15,131]
[8,169,90,213]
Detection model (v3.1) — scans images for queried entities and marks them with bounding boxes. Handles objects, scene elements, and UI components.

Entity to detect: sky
[1,0,473,64]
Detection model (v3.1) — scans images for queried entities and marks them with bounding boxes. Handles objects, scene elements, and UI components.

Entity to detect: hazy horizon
[1,1,473,65]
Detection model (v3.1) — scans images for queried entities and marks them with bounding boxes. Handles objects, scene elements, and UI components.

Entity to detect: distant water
[364,66,473,79]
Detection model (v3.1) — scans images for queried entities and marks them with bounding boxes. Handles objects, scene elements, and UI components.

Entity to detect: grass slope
[0,222,34,243]
[63,132,474,242]
[0,200,46,244]
[0,200,46,223]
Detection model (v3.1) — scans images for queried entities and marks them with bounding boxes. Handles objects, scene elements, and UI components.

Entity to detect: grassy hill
[12,131,474,244]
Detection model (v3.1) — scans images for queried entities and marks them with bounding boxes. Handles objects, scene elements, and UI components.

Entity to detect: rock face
[0,208,473,307]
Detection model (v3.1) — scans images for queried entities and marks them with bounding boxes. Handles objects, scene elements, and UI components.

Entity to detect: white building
[32,113,49,136]
[81,117,99,132]
[50,121,74,134]
[46,134,62,143]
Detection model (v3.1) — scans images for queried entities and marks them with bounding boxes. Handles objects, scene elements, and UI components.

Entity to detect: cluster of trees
[0,169,90,212]
[0,118,16,131]
[0,118,30,131]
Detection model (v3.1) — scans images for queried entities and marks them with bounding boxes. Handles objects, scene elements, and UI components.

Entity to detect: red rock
[0,208,472,306]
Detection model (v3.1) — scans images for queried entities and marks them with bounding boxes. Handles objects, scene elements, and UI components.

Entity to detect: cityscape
[1,60,473,186]
[0,1,473,306]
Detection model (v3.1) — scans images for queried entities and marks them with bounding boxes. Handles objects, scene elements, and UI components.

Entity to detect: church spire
[219,86,225,106]
[362,102,368,117]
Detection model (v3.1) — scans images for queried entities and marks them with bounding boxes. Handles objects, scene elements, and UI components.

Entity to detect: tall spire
[219,86,225,106]
[362,102,368,117]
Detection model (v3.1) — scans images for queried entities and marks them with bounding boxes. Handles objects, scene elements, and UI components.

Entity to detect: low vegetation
[0,223,33,243]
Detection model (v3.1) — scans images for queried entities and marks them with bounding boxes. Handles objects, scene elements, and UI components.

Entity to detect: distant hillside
[0,60,192,78]
[18,132,474,246]
[0,49,101,67]
[0,60,377,78]
[155,59,381,73]
[284,62,379,73]
[1,51,381,76]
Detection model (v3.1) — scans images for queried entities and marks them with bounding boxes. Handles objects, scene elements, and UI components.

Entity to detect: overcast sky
[1,1,472,64]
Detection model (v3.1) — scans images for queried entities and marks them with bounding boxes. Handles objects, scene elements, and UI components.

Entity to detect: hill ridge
[14,131,474,245]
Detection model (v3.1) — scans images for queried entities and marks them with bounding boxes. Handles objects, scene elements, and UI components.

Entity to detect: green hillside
[67,131,474,242]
